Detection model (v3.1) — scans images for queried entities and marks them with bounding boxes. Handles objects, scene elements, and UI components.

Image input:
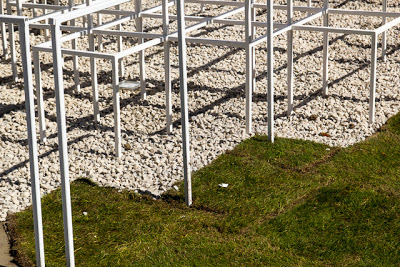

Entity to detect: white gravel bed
[0,0,400,221]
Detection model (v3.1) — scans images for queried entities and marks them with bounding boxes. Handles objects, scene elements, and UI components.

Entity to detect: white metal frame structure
[0,14,45,267]
[32,0,174,157]
[1,0,399,264]
[290,0,400,123]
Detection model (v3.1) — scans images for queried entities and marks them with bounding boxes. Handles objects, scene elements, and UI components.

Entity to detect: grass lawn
[8,112,400,266]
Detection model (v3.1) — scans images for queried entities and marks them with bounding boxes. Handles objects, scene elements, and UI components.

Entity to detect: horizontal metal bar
[328,8,400,18]
[35,29,89,48]
[254,3,323,13]
[8,2,66,10]
[50,0,129,24]
[115,37,163,59]
[143,12,285,28]
[93,29,162,39]
[169,35,245,47]
[29,23,84,32]
[293,25,375,35]
[376,15,400,34]
[33,45,114,59]
[0,14,26,23]
[251,10,323,47]
[186,0,243,7]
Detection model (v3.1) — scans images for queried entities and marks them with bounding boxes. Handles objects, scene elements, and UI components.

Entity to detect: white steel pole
[245,0,253,134]
[97,13,103,51]
[322,0,329,95]
[33,49,47,142]
[287,0,293,116]
[251,0,256,94]
[163,0,173,134]
[267,0,274,142]
[20,19,45,267]
[177,0,192,206]
[369,33,377,124]
[87,0,100,123]
[382,0,387,62]
[307,0,311,16]
[49,19,75,267]
[69,0,80,92]
[0,0,7,59]
[7,0,17,81]
[43,0,49,42]
[117,4,124,76]
[135,0,146,100]
[112,58,122,157]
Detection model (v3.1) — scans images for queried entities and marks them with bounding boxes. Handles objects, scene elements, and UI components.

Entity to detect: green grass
[8,112,400,266]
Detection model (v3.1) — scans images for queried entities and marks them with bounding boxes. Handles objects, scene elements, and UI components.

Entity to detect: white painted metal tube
[186,0,243,7]
[369,33,377,124]
[0,0,8,59]
[92,29,162,39]
[169,36,245,47]
[112,58,122,157]
[135,0,146,100]
[163,0,172,134]
[7,0,17,81]
[382,0,387,62]
[376,15,400,34]
[169,6,245,38]
[97,13,103,51]
[33,49,47,142]
[250,11,323,47]
[245,0,252,134]
[176,0,192,206]
[254,3,322,13]
[87,6,100,124]
[54,0,129,23]
[293,25,376,35]
[328,8,400,18]
[287,0,294,116]
[267,0,274,142]
[114,37,163,60]
[116,4,124,77]
[19,18,46,267]
[49,19,75,267]
[322,0,329,95]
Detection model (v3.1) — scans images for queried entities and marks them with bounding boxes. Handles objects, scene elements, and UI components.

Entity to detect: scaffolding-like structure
[1,0,400,265]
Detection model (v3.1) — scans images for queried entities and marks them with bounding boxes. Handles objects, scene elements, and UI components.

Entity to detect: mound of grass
[8,113,400,266]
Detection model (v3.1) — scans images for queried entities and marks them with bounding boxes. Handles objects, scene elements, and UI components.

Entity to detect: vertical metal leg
[70,20,80,92]
[163,0,172,134]
[0,0,8,59]
[245,0,252,134]
[20,20,45,267]
[43,0,49,42]
[33,49,46,143]
[116,5,124,77]
[112,58,121,157]
[267,0,274,142]
[176,0,192,206]
[97,13,103,52]
[369,33,377,124]
[322,0,329,95]
[287,0,294,116]
[307,0,312,16]
[251,0,256,94]
[7,0,17,81]
[49,19,75,267]
[135,0,146,100]
[382,0,387,62]
[88,12,100,123]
